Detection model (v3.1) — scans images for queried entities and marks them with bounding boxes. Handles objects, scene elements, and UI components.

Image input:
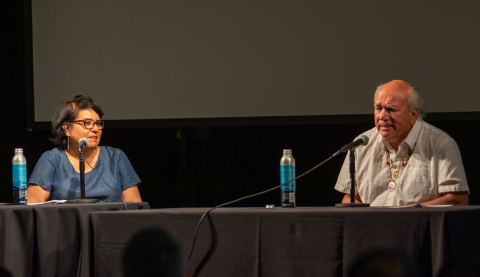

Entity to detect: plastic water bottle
[280,149,296,208]
[12,148,27,205]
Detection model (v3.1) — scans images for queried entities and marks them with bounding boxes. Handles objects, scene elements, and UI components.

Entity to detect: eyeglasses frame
[68,119,105,130]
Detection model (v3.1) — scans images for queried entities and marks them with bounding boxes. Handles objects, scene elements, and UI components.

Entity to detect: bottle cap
[283,149,292,154]
[15,148,23,154]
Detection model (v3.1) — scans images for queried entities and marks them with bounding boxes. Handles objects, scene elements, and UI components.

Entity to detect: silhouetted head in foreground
[348,249,421,277]
[123,227,187,277]
[438,257,480,277]
[0,267,13,277]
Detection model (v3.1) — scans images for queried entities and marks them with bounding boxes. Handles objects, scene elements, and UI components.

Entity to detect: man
[335,80,469,206]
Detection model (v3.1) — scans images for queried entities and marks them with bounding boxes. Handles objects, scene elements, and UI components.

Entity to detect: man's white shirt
[335,118,469,206]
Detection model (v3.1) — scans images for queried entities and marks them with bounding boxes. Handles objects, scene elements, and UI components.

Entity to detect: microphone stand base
[335,203,370,208]
[66,198,100,204]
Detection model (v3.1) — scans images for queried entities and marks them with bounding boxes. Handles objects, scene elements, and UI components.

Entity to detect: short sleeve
[436,139,469,193]
[334,154,354,194]
[28,151,57,191]
[117,150,141,191]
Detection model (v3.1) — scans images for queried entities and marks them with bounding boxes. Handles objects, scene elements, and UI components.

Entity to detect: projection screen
[29,0,480,126]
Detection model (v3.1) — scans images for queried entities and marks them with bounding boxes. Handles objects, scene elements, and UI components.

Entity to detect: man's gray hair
[375,83,427,119]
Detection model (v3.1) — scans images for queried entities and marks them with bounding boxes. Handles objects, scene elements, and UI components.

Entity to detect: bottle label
[289,192,295,202]
[19,190,27,204]
[12,164,27,189]
[280,165,295,192]
[281,191,296,208]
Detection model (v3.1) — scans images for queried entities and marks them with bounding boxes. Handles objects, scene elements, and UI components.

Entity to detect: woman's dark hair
[50,94,104,149]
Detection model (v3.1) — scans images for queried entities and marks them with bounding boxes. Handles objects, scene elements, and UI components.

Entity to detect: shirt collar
[403,118,422,150]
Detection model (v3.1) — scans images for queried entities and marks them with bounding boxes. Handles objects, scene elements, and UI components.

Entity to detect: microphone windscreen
[359,135,369,146]
[78,137,89,147]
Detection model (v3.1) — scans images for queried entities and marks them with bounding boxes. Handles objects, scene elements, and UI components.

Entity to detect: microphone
[339,135,369,153]
[67,137,100,204]
[78,137,89,149]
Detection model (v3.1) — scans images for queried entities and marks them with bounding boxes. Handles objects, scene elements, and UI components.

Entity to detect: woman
[28,94,142,203]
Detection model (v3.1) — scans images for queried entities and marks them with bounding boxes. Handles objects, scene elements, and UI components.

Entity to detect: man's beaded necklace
[383,146,413,192]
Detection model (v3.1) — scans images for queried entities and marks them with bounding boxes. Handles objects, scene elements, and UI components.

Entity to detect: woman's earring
[67,137,70,151]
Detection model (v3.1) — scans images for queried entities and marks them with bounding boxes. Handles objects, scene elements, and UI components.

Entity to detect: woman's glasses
[69,119,105,130]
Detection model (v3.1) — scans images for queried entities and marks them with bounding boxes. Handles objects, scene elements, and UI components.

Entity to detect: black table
[78,206,480,277]
[0,202,149,277]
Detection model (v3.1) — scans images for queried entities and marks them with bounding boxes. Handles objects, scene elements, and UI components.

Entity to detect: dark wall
[2,2,479,207]
[1,1,30,202]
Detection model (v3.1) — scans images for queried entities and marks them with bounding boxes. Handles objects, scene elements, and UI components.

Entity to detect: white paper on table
[370,203,453,208]
[27,200,67,205]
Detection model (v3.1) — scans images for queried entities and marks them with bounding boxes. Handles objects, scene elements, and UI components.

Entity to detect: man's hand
[421,192,469,205]
[342,194,363,203]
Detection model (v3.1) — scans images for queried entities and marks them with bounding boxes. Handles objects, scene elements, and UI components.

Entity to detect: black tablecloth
[78,206,480,277]
[0,202,150,277]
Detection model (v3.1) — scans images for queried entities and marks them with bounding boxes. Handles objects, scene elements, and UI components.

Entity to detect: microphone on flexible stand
[339,135,369,153]
[336,135,370,208]
[67,137,100,204]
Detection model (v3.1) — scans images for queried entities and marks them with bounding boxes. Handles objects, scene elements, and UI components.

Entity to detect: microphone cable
[186,150,342,275]
[85,159,128,211]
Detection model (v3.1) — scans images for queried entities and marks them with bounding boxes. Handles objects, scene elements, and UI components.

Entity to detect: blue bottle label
[12,164,27,189]
[281,165,296,208]
[280,165,295,192]
[13,163,27,205]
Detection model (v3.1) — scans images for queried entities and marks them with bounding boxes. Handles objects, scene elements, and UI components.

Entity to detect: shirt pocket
[406,165,433,199]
